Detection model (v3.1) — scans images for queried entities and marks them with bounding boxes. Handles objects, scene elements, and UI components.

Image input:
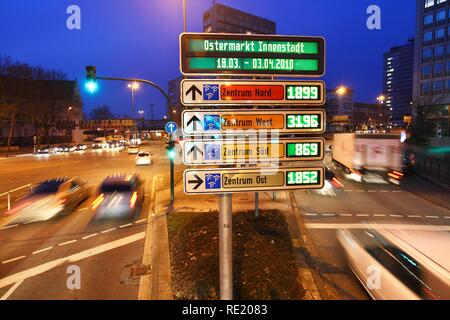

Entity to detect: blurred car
[4,177,89,224]
[36,145,55,154]
[338,228,450,300]
[92,138,107,149]
[312,167,343,196]
[128,146,139,154]
[92,174,144,220]
[135,152,152,165]
[57,144,75,153]
[76,143,88,151]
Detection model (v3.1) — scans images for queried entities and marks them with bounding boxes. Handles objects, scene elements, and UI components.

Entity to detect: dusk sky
[0,0,416,119]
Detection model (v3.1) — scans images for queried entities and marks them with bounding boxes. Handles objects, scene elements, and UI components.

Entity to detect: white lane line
[390,215,404,218]
[1,224,18,230]
[444,217,450,219]
[2,256,26,264]
[368,190,378,193]
[305,223,450,231]
[373,214,387,217]
[380,190,390,193]
[322,214,335,217]
[305,213,318,217]
[392,191,403,193]
[58,240,77,246]
[0,232,146,290]
[101,228,116,234]
[32,247,53,255]
[356,190,365,193]
[356,214,370,217]
[119,223,133,229]
[425,216,440,219]
[81,233,98,240]
[339,214,353,217]
[135,219,147,224]
[408,215,422,218]
[344,190,353,192]
[0,279,24,300]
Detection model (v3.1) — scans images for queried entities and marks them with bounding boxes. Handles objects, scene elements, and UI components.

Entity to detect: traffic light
[85,66,98,94]
[167,140,176,161]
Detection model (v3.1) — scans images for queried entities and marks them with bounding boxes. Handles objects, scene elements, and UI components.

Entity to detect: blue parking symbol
[204,115,221,131]
[203,84,219,100]
[204,144,221,161]
[205,174,221,190]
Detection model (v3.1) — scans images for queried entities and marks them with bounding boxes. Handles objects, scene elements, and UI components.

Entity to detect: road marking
[81,233,98,240]
[356,190,365,193]
[339,214,353,217]
[380,190,390,193]
[373,214,386,217]
[2,256,26,264]
[368,190,378,193]
[425,216,440,219]
[0,232,146,290]
[344,190,353,192]
[58,240,77,246]
[0,279,24,300]
[135,219,147,224]
[101,228,116,234]
[32,247,53,255]
[356,214,370,217]
[305,213,318,217]
[392,191,403,193]
[444,217,450,219]
[1,224,18,230]
[119,223,133,229]
[408,215,421,218]
[390,215,404,218]
[322,214,335,217]
[305,223,450,231]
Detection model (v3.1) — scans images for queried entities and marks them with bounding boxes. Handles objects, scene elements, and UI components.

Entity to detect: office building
[383,39,415,127]
[413,0,450,138]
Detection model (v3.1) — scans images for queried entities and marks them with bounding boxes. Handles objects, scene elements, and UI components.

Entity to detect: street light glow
[336,86,347,96]
[128,82,140,90]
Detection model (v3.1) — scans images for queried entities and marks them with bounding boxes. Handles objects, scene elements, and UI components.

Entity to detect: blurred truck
[332,133,404,183]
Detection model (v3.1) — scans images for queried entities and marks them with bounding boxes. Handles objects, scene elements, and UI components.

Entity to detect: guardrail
[0,184,33,211]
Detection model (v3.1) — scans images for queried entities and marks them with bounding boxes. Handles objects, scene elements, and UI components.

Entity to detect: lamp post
[128,82,140,143]
[336,86,347,132]
[377,95,385,128]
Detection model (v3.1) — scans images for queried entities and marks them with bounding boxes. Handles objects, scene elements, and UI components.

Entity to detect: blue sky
[0,0,416,119]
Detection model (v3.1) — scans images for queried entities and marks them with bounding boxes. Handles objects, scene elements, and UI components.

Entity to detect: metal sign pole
[219,193,233,300]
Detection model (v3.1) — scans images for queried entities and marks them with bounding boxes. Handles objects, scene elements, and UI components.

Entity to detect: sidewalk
[0,146,34,158]
[401,174,450,210]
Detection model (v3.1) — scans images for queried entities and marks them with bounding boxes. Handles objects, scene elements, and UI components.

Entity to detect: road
[0,141,169,300]
[293,161,450,300]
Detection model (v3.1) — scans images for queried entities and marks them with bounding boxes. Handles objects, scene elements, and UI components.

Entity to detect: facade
[0,76,83,145]
[353,102,390,131]
[325,88,354,132]
[168,76,183,124]
[203,3,276,34]
[383,39,415,127]
[413,0,450,138]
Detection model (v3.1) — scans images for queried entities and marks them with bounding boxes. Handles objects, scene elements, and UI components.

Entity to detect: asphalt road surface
[293,163,450,300]
[0,141,168,300]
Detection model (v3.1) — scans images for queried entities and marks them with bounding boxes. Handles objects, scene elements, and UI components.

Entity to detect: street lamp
[138,110,145,132]
[127,82,140,118]
[336,86,348,132]
[377,95,385,128]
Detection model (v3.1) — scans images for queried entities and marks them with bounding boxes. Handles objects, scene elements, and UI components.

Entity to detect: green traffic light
[168,149,175,160]
[85,81,98,94]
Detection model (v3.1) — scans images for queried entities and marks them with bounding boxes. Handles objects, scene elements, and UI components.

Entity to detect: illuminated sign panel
[182,138,324,165]
[184,167,324,194]
[182,110,326,136]
[181,80,325,106]
[180,33,325,77]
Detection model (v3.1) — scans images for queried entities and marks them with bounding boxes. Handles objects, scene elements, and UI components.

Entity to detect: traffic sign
[182,109,326,136]
[180,33,325,77]
[181,138,325,165]
[184,167,325,194]
[165,121,178,134]
[181,80,325,106]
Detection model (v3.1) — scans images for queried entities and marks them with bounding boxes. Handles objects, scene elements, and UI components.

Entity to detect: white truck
[332,133,404,182]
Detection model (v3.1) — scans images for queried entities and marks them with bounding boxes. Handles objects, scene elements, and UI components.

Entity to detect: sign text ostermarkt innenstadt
[181,80,325,106]
[184,167,325,194]
[182,138,325,165]
[180,33,325,77]
[182,109,326,136]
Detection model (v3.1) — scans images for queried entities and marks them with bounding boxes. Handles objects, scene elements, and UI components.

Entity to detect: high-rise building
[383,39,415,127]
[203,3,276,34]
[413,0,450,138]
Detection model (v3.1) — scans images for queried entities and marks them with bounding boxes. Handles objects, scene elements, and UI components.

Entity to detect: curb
[284,191,325,300]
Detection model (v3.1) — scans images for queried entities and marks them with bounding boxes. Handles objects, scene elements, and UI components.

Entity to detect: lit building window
[425,0,435,8]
